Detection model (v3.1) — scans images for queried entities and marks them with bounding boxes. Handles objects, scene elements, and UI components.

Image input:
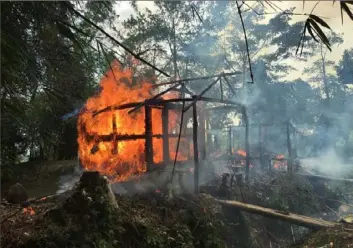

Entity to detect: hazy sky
[114,1,352,81]
[278,1,353,78]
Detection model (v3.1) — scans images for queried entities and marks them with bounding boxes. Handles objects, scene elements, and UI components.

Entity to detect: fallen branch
[216,199,338,229]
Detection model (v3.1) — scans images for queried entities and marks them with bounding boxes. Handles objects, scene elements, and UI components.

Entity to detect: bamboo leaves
[297,14,332,55]
[340,1,353,24]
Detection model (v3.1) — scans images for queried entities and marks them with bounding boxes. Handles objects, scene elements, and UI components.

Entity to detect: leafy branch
[296,14,332,55]
[244,1,352,56]
[62,1,170,77]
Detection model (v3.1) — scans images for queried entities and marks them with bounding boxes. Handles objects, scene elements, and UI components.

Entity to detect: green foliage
[1,0,352,181]
[336,48,353,85]
[0,1,115,176]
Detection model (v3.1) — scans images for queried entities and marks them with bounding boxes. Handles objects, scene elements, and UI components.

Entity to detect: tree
[0,1,117,179]
[336,48,353,85]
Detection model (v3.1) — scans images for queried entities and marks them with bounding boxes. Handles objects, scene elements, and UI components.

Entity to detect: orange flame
[23,207,35,216]
[236,149,246,157]
[274,154,287,169]
[276,154,285,159]
[78,61,188,182]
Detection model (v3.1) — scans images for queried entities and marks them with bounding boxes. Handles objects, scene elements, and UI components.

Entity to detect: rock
[6,183,28,204]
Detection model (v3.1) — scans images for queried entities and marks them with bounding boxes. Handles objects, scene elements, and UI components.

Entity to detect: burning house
[77,61,249,191]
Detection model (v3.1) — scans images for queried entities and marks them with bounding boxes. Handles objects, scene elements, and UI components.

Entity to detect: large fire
[274,154,287,169]
[77,61,188,182]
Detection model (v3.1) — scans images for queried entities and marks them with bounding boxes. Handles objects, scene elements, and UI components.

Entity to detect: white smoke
[300,147,353,178]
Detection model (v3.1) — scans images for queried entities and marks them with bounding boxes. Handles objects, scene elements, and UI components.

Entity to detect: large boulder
[6,183,28,204]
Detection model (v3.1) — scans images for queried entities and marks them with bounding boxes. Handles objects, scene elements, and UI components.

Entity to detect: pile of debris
[1,171,236,248]
[1,171,353,248]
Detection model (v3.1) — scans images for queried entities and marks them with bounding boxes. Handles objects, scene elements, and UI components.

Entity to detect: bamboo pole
[192,96,200,194]
[145,105,153,171]
[259,124,264,169]
[199,109,206,160]
[242,107,250,183]
[286,120,293,174]
[112,112,118,155]
[152,72,241,88]
[162,105,170,164]
[183,77,221,113]
[228,127,232,155]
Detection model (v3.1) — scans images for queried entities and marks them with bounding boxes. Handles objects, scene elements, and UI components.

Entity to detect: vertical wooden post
[145,105,153,171]
[205,112,212,158]
[243,107,250,183]
[228,126,232,155]
[200,109,206,160]
[207,133,212,157]
[259,124,264,169]
[192,96,200,194]
[112,112,118,154]
[286,120,293,174]
[293,129,299,171]
[220,78,224,101]
[162,105,170,164]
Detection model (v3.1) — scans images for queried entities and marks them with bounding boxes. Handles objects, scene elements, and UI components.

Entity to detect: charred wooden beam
[198,97,243,108]
[93,102,141,117]
[220,77,224,101]
[85,133,192,143]
[199,109,206,160]
[171,86,194,95]
[93,96,244,118]
[259,124,264,169]
[112,112,118,155]
[192,96,200,194]
[227,127,232,155]
[242,107,250,183]
[162,106,170,164]
[152,72,241,88]
[286,120,293,174]
[204,105,237,112]
[128,83,183,114]
[145,105,153,171]
[221,74,237,96]
[183,77,221,113]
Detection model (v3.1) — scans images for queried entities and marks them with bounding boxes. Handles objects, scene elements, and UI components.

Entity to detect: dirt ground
[1,170,353,248]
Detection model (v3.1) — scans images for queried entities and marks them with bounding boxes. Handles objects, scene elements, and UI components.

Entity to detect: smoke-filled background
[1,1,352,190]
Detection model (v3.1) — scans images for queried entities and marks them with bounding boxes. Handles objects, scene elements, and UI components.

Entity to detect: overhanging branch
[64,2,170,77]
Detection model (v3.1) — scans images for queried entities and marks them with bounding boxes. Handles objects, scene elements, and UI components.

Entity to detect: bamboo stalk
[192,96,200,194]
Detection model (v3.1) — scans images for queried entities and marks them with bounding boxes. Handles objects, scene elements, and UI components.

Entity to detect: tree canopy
[1,1,353,181]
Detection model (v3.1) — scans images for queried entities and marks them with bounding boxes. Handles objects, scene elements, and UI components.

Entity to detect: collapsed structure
[78,62,300,193]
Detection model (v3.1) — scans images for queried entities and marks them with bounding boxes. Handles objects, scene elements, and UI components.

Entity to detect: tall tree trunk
[172,16,178,80]
[320,43,330,108]
[320,43,331,139]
